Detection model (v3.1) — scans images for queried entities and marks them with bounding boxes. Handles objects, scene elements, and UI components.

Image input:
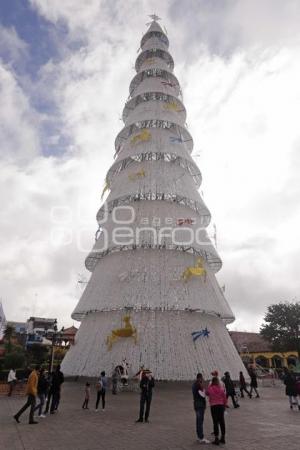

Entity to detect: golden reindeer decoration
[101,180,110,199]
[144,57,156,65]
[163,101,181,112]
[106,315,137,350]
[181,258,206,282]
[128,168,146,181]
[130,129,151,145]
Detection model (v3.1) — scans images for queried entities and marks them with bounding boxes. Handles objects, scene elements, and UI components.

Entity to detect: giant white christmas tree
[62,17,245,380]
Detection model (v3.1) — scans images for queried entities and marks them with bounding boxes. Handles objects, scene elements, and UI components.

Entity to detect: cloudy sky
[0,0,299,331]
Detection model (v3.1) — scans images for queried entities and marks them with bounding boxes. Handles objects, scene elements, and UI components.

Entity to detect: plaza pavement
[0,381,299,450]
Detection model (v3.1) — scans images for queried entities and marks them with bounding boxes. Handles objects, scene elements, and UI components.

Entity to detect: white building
[27,317,56,337]
[62,18,246,380]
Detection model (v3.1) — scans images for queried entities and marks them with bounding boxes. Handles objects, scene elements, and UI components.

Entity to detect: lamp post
[49,319,62,373]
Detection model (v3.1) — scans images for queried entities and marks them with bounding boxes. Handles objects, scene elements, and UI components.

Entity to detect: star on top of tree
[149,14,161,22]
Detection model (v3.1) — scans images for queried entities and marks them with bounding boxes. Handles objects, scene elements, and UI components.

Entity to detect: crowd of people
[191,366,300,445]
[81,367,155,423]
[7,362,300,445]
[8,363,155,426]
[192,369,259,445]
[12,365,64,424]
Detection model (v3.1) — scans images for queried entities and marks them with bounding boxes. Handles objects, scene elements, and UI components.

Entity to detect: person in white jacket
[7,368,17,396]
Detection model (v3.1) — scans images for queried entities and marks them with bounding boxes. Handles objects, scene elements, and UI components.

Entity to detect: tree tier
[62,310,245,380]
[76,249,227,318]
[115,119,193,155]
[90,199,218,270]
[141,28,169,49]
[140,35,169,53]
[123,91,186,124]
[107,151,201,188]
[136,48,174,73]
[129,68,180,98]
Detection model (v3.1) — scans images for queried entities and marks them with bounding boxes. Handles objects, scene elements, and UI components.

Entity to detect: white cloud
[0,65,41,164]
[0,26,28,64]
[181,46,300,329]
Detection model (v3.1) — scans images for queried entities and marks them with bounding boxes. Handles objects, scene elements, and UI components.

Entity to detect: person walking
[44,371,54,414]
[50,365,64,414]
[82,382,90,409]
[222,372,240,408]
[7,368,17,396]
[33,368,48,418]
[248,367,260,398]
[192,373,210,444]
[206,376,227,445]
[13,366,40,424]
[239,372,251,398]
[295,376,300,410]
[95,371,108,411]
[283,367,297,409]
[112,368,118,395]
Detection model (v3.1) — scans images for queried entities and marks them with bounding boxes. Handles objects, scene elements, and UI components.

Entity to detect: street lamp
[49,319,62,373]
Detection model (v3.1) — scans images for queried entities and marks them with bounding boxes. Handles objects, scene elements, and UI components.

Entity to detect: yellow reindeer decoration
[130,129,151,145]
[106,315,137,350]
[164,101,181,112]
[128,168,146,181]
[144,57,156,65]
[181,258,206,282]
[101,180,110,199]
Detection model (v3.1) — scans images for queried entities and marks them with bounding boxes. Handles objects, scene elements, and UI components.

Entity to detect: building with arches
[229,331,298,369]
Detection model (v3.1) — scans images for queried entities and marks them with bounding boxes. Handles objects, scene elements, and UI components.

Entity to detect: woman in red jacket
[206,377,227,445]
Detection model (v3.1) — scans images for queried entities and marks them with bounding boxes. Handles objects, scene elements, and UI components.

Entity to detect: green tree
[260,302,300,357]
[3,351,26,370]
[3,325,15,352]
[26,345,49,366]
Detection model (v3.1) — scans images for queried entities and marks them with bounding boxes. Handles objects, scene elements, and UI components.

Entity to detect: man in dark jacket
[239,371,251,398]
[33,368,49,418]
[222,372,240,408]
[248,367,260,398]
[136,371,154,423]
[283,367,297,409]
[50,365,64,413]
[192,373,210,443]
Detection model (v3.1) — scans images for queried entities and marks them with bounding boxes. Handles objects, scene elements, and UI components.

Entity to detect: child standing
[82,382,90,409]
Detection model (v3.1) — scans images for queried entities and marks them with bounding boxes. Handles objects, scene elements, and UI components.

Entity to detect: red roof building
[229,331,298,369]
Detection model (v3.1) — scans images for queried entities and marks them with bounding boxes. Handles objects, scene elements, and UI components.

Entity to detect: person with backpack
[192,373,210,444]
[95,371,108,411]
